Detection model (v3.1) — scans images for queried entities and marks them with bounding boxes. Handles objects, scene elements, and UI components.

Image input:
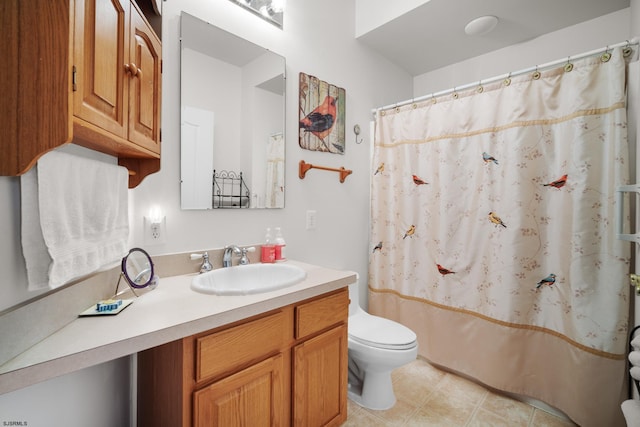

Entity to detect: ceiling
[356,0,630,76]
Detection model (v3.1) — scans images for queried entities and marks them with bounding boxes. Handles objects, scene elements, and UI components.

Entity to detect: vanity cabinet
[1,0,161,188]
[137,288,349,427]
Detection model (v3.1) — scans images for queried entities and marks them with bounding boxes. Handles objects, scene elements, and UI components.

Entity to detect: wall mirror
[180,12,286,209]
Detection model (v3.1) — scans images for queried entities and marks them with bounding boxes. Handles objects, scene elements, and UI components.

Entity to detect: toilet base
[347,371,397,410]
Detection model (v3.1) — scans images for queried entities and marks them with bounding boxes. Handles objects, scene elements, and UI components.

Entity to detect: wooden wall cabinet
[1,0,161,188]
[137,288,349,427]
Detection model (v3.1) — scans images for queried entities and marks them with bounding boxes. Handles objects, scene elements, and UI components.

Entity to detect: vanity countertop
[0,260,356,395]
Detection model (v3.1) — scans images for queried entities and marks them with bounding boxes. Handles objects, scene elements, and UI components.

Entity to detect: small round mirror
[121,248,158,290]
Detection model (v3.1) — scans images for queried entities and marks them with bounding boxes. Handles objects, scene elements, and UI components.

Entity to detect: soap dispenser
[274,227,286,262]
[261,227,276,263]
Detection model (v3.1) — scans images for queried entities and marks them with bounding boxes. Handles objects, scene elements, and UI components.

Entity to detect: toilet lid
[349,313,417,350]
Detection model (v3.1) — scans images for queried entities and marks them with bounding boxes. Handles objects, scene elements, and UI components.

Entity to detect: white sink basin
[191,263,307,295]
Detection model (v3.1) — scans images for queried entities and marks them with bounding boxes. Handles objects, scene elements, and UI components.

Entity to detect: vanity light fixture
[464,15,499,36]
[230,0,285,28]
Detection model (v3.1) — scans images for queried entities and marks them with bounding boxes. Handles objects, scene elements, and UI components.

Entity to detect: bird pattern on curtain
[369,46,632,427]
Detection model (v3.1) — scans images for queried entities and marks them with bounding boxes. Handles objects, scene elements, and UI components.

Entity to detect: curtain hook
[623,40,633,58]
[532,66,541,80]
[431,94,437,104]
[477,79,484,93]
[503,72,511,86]
[564,56,573,72]
[601,46,611,62]
[452,86,459,99]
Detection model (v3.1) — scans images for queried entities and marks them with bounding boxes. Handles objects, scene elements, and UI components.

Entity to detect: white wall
[413,8,632,98]
[355,0,428,37]
[131,0,412,280]
[0,357,131,427]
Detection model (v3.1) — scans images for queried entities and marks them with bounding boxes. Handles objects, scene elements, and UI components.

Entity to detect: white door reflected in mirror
[181,106,214,210]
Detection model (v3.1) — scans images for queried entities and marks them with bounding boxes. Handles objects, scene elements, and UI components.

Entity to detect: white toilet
[347,276,418,410]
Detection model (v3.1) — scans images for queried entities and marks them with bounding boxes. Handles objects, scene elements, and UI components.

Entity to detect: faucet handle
[239,247,256,265]
[190,252,213,273]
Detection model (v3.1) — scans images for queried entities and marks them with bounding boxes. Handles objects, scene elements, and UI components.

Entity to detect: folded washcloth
[631,366,640,382]
[21,150,130,290]
[631,335,640,351]
[630,351,640,367]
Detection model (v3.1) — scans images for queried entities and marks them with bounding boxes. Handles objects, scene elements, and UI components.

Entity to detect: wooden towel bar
[299,160,352,183]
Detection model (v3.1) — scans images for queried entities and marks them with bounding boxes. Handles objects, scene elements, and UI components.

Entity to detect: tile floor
[344,358,577,427]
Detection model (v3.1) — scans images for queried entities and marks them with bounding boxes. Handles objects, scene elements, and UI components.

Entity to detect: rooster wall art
[299,72,346,154]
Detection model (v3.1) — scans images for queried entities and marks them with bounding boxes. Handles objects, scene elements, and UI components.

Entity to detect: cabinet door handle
[124,63,142,77]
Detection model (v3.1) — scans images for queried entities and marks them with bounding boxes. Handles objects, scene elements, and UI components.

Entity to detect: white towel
[633,335,640,351]
[21,151,129,290]
[630,351,640,367]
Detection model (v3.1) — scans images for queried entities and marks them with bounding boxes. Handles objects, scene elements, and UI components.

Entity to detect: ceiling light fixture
[464,15,499,36]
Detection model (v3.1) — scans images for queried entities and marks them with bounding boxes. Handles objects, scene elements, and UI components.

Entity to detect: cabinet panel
[196,309,291,384]
[127,3,161,152]
[293,325,348,427]
[193,353,286,427]
[295,289,349,339]
[0,0,71,176]
[73,0,128,138]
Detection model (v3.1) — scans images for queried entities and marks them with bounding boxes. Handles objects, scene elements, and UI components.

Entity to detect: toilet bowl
[347,278,418,410]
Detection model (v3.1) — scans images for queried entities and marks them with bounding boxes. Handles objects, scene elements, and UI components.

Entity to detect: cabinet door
[193,353,287,427]
[73,0,129,139]
[127,4,161,153]
[293,325,348,427]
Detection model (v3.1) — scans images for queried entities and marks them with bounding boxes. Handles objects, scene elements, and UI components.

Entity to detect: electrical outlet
[306,210,317,230]
[144,216,166,245]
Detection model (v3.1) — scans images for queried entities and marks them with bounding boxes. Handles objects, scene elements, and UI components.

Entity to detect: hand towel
[630,351,640,367]
[632,335,640,351]
[21,151,129,290]
[21,166,51,290]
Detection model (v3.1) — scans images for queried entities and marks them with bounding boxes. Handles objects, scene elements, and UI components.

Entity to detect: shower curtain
[369,46,632,427]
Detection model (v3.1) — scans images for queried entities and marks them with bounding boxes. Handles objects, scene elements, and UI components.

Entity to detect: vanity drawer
[295,288,349,339]
[196,309,292,383]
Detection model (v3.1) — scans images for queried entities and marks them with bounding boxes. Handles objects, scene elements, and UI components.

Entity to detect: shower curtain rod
[373,38,639,115]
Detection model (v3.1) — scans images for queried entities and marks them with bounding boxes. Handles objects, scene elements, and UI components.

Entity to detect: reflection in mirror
[180,12,286,209]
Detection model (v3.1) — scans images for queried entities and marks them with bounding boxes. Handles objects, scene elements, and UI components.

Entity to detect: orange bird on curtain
[299,95,337,142]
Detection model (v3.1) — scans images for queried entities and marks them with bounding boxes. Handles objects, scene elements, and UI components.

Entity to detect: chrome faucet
[223,245,242,267]
[223,245,255,267]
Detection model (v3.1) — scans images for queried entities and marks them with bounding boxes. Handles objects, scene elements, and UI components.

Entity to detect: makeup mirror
[116,248,158,295]
[180,12,286,209]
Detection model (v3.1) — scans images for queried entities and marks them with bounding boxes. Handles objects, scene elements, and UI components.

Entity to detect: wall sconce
[144,206,166,245]
[229,0,284,28]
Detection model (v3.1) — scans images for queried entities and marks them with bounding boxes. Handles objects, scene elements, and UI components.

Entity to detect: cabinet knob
[124,63,142,77]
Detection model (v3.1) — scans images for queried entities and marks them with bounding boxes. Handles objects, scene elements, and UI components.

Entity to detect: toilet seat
[349,312,417,350]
